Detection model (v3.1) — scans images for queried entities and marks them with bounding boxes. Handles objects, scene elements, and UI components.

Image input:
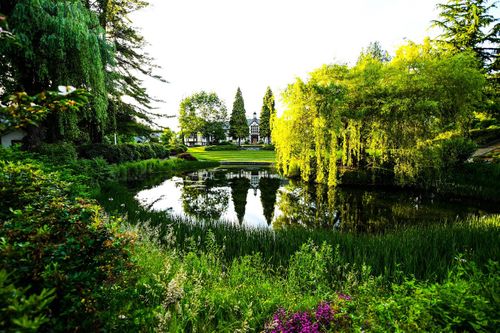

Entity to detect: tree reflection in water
[259,177,281,225]
[181,170,230,220]
[229,172,251,224]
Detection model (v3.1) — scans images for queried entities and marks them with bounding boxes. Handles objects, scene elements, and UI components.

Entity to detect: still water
[128,166,500,232]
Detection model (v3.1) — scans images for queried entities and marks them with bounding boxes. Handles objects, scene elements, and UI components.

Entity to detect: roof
[247,118,259,126]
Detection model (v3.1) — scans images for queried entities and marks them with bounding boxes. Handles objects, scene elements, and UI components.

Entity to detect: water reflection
[132,166,499,232]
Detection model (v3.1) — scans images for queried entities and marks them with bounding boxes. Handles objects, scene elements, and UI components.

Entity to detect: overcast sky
[129,0,493,130]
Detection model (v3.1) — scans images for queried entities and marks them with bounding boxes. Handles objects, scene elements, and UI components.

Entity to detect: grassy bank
[188,146,276,163]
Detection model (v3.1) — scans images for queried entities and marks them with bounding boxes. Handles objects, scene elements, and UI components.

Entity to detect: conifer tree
[433,0,499,70]
[259,87,276,144]
[229,87,249,145]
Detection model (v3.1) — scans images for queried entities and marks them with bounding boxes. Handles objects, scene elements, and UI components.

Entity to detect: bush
[0,270,55,332]
[470,127,500,145]
[35,142,77,163]
[0,161,132,331]
[149,143,170,159]
[177,152,197,161]
[78,143,171,164]
[205,143,239,151]
[438,137,477,169]
[169,144,188,156]
[262,144,275,151]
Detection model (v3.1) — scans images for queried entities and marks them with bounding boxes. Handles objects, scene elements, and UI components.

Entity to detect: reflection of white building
[226,169,282,195]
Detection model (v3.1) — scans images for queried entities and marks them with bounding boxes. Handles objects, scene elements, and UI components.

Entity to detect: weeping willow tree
[0,0,165,144]
[273,39,485,187]
[0,0,111,143]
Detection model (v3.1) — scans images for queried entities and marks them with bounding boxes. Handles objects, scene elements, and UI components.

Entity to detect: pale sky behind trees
[130,0,496,130]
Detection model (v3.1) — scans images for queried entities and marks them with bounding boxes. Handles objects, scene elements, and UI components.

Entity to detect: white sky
[129,0,495,130]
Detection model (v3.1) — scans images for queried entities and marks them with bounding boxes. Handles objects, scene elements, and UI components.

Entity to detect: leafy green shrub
[262,144,275,151]
[169,144,188,155]
[205,143,239,151]
[67,157,113,187]
[149,143,170,159]
[78,143,122,163]
[177,152,197,161]
[35,142,77,163]
[78,143,171,164]
[470,127,500,145]
[136,143,156,160]
[356,259,500,332]
[0,161,132,331]
[438,137,477,169]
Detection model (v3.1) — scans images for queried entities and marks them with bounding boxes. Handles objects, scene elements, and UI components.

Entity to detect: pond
[121,165,500,233]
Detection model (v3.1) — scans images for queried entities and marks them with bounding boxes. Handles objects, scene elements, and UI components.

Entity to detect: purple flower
[265,302,337,333]
[315,301,334,325]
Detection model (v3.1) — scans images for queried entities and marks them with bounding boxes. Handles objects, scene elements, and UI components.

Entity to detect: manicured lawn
[188,147,276,163]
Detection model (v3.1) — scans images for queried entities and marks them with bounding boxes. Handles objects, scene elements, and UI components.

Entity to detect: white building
[184,112,269,146]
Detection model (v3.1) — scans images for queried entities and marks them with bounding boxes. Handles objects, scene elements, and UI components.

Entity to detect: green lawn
[188,147,276,163]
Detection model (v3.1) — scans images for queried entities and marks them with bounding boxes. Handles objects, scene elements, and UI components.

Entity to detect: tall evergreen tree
[229,87,249,145]
[88,0,168,134]
[259,87,276,144]
[433,0,499,70]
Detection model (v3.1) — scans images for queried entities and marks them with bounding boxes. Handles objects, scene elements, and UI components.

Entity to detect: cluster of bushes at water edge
[33,142,189,165]
[0,160,133,331]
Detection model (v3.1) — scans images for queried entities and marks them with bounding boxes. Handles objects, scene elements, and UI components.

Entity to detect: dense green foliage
[0,0,110,143]
[229,87,249,144]
[0,89,90,139]
[78,142,170,163]
[0,161,132,331]
[179,91,228,144]
[273,41,485,187]
[0,0,163,144]
[259,87,276,143]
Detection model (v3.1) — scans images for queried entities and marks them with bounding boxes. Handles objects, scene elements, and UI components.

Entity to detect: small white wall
[1,130,26,148]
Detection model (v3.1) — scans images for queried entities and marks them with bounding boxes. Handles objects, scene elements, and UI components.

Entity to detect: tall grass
[99,182,500,282]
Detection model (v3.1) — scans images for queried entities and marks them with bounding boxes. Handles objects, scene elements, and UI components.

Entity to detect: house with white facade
[247,112,260,144]
[184,112,268,146]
